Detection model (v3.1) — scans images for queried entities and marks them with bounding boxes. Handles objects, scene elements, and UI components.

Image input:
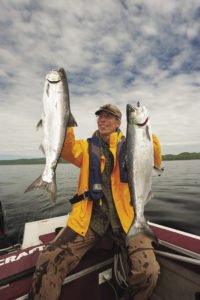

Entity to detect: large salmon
[25,68,77,203]
[125,102,156,243]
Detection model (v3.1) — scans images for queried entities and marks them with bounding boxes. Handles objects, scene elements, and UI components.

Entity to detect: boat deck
[0,216,200,300]
[151,256,200,300]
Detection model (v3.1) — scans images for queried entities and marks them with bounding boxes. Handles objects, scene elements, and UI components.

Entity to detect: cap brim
[95,109,120,119]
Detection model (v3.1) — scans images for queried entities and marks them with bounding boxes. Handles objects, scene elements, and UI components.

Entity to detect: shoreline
[0,153,200,165]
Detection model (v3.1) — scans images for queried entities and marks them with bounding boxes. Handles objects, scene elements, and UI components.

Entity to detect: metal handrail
[155,249,200,265]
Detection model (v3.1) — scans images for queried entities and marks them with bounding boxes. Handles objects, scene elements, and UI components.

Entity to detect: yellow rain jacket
[61,128,162,237]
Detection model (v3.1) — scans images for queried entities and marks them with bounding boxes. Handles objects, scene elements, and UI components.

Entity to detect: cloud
[0,0,200,158]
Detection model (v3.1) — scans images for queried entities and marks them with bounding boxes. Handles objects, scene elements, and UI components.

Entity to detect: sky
[0,0,200,159]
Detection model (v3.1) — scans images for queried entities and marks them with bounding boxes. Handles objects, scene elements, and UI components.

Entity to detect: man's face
[97,111,121,137]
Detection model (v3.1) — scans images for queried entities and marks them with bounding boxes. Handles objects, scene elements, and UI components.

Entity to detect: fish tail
[24,175,44,193]
[47,178,57,204]
[25,175,57,204]
[126,220,158,245]
[143,222,158,243]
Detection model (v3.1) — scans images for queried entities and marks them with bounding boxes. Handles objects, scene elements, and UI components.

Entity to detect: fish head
[126,103,149,126]
[44,68,69,98]
[46,68,66,83]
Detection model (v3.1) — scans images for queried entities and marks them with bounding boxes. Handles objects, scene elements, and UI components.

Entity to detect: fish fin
[36,119,43,130]
[39,143,45,155]
[67,112,77,127]
[25,175,57,204]
[46,82,50,96]
[153,166,164,176]
[126,219,158,245]
[146,125,151,141]
[144,190,153,205]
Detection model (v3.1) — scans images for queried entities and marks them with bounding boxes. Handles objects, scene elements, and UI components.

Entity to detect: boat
[0,209,200,300]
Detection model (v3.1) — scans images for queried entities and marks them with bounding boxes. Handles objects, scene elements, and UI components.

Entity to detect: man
[29,104,161,300]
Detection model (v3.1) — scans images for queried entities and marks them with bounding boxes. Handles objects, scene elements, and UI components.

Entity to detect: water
[0,164,79,244]
[146,160,200,235]
[0,160,200,244]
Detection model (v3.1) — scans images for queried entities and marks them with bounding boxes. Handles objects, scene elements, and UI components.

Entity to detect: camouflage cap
[95,104,122,120]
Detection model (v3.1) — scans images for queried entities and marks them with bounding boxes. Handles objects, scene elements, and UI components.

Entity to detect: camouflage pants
[127,233,160,300]
[28,228,159,300]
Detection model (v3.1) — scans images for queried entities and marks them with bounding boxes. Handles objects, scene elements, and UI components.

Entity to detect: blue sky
[0,0,200,159]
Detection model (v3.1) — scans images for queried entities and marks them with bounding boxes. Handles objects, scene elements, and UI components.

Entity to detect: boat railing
[155,249,200,266]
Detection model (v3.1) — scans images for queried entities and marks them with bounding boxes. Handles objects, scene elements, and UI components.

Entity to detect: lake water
[0,160,200,244]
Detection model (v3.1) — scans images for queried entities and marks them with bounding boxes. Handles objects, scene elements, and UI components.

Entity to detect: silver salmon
[125,102,156,243]
[25,68,77,203]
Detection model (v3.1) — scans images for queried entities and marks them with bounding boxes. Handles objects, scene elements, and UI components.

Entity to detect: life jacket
[88,133,129,201]
[69,133,128,204]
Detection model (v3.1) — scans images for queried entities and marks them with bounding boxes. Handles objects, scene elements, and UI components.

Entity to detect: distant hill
[162,152,200,161]
[0,158,68,165]
[0,152,200,165]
